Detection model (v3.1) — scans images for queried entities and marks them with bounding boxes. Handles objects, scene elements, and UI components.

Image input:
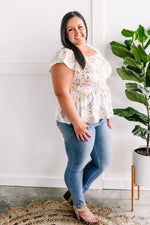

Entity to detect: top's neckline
[84,45,98,58]
[84,51,98,58]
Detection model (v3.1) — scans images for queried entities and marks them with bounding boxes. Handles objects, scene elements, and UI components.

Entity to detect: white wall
[93,0,150,189]
[0,0,150,190]
[0,0,93,188]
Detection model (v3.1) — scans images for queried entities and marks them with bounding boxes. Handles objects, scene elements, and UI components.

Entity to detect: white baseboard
[0,175,66,188]
[103,178,131,190]
[103,178,150,190]
[0,175,102,189]
[0,176,150,190]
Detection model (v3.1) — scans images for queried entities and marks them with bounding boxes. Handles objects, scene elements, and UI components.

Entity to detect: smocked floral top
[50,46,113,124]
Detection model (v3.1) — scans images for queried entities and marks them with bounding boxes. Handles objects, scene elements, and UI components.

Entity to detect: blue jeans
[57,119,112,206]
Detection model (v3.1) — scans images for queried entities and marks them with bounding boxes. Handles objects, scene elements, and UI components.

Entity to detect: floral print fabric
[50,46,113,124]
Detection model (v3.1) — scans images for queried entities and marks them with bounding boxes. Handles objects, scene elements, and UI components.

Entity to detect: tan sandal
[73,205,99,224]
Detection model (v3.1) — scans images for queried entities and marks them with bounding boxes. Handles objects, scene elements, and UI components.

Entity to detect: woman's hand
[73,121,91,142]
[107,118,112,129]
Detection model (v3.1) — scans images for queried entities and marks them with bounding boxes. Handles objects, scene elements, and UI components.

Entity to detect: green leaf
[147,29,150,35]
[132,125,149,139]
[124,66,143,79]
[110,41,127,49]
[125,89,148,106]
[130,45,142,61]
[124,57,143,70]
[130,45,148,62]
[131,31,138,46]
[116,68,142,82]
[137,45,148,62]
[114,107,148,125]
[121,29,134,37]
[144,39,150,49]
[124,40,132,50]
[137,25,148,43]
[126,65,142,74]
[148,54,150,62]
[111,45,134,59]
[146,63,150,87]
[126,82,150,95]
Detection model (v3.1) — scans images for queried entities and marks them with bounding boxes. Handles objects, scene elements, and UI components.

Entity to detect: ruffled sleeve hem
[49,47,76,73]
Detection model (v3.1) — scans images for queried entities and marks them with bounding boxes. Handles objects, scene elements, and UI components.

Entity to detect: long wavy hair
[61,11,88,69]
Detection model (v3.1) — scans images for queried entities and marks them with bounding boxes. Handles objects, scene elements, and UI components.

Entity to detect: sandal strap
[73,206,99,223]
[73,205,88,212]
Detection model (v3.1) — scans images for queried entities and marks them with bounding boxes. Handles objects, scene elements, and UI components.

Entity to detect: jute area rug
[0,200,140,225]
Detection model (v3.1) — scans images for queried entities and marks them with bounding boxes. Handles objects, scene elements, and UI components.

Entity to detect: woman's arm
[51,63,91,141]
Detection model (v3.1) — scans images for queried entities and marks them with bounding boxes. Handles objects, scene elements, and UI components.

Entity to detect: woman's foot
[73,205,99,224]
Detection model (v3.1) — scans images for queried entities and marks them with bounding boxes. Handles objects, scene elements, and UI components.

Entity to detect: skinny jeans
[57,119,112,206]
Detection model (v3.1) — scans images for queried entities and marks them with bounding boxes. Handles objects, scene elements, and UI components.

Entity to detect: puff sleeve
[49,47,76,73]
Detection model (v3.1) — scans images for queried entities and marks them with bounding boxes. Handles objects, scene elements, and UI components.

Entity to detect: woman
[50,11,113,225]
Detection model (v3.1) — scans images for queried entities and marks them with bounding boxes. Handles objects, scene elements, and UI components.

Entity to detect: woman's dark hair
[61,11,88,69]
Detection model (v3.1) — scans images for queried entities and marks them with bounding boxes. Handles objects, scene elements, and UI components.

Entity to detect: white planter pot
[133,147,150,187]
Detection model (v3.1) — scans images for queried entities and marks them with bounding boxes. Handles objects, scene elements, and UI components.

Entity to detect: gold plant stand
[131,165,140,211]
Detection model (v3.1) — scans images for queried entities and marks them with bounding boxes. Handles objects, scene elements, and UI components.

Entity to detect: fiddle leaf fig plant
[110,24,150,156]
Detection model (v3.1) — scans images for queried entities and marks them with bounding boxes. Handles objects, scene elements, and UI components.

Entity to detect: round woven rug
[0,200,140,225]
